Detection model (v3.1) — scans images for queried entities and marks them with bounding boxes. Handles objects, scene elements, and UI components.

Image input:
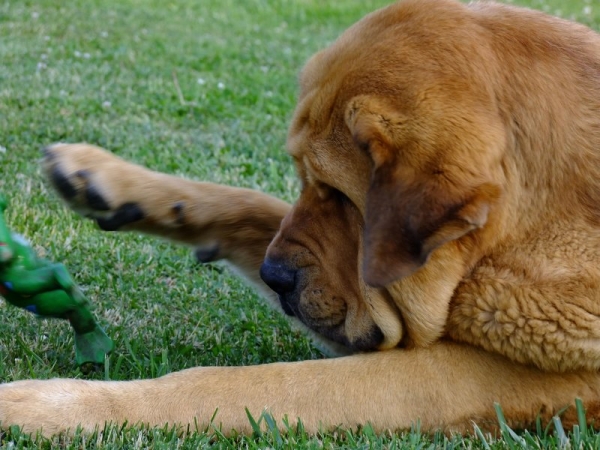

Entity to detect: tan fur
[2,0,600,436]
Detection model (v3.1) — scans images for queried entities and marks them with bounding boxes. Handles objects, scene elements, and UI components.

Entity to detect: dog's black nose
[259,258,296,295]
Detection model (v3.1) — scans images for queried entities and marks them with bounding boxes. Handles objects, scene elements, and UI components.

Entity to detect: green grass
[0,0,599,447]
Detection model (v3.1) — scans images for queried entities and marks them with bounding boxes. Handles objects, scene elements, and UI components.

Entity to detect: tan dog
[1,0,600,436]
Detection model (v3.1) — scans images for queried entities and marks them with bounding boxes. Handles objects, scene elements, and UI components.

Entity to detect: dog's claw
[96,203,145,231]
[50,166,78,200]
[85,185,111,211]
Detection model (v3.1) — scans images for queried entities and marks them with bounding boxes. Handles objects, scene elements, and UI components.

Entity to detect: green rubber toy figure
[0,194,114,366]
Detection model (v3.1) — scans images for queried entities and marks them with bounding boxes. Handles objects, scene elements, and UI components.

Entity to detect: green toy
[0,194,114,366]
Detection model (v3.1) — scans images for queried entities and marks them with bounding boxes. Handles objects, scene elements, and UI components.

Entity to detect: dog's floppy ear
[345,95,499,288]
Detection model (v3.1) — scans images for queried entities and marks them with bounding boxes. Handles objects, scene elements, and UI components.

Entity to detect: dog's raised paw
[41,143,147,230]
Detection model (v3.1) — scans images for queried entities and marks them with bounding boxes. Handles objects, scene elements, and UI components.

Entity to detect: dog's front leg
[41,143,291,288]
[3,343,600,437]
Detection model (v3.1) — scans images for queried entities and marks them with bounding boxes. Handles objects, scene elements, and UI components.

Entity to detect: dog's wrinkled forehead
[286,87,372,213]
[285,5,429,212]
[286,44,384,214]
[285,0,494,216]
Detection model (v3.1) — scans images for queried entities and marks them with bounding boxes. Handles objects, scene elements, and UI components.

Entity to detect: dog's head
[261,0,507,351]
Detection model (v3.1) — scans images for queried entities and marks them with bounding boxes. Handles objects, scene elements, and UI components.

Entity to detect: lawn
[0,0,599,447]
